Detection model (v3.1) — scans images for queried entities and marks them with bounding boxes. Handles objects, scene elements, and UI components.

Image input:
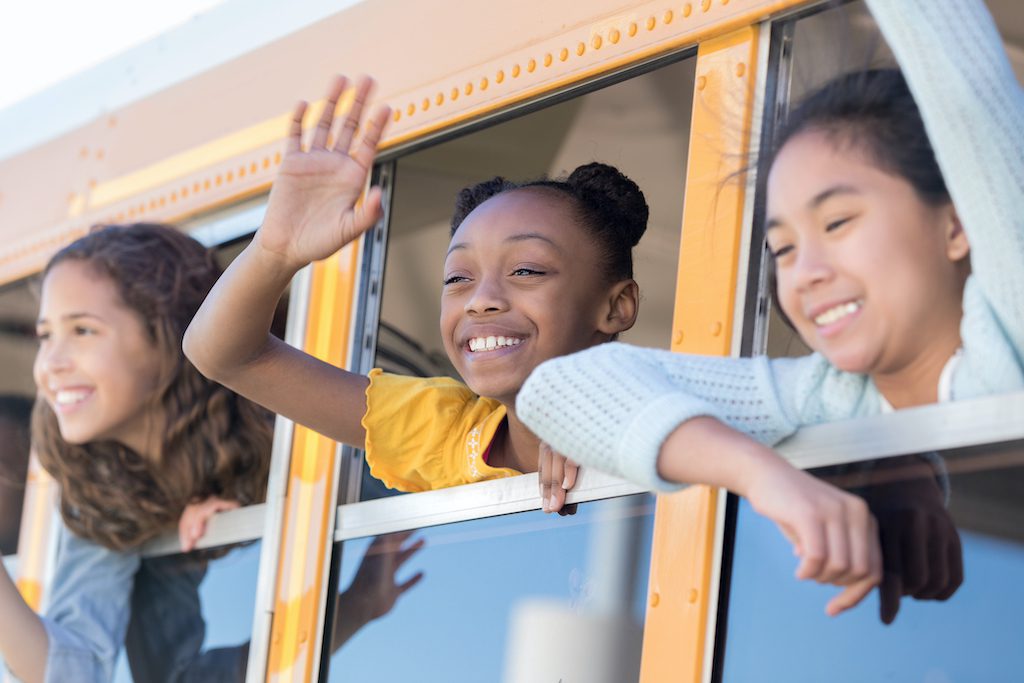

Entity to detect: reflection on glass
[0,395,32,556]
[112,541,261,683]
[718,442,1024,682]
[325,495,654,682]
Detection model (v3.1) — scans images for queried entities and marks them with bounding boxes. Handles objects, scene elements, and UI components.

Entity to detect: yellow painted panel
[640,25,760,683]
[268,239,360,682]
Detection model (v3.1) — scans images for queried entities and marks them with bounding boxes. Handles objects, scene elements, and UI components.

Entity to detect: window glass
[717,441,1024,681]
[112,541,261,683]
[325,494,654,681]
[0,280,37,556]
[359,56,695,501]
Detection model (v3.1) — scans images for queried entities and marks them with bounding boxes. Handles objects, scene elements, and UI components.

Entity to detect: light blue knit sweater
[517,0,1024,492]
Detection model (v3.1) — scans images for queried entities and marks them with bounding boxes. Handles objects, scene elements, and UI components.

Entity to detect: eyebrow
[36,312,106,326]
[765,184,861,231]
[446,231,563,257]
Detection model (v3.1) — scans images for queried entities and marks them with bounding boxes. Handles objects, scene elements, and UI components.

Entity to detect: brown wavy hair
[32,224,272,551]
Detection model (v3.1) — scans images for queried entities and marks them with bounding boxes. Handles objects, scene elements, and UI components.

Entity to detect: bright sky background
[0,0,225,112]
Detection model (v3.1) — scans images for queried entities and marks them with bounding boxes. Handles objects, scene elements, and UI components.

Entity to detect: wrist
[248,236,304,281]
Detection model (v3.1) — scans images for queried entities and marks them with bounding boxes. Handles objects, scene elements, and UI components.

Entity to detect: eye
[443,275,470,286]
[825,216,852,232]
[73,325,96,336]
[768,244,794,260]
[35,329,50,343]
[510,267,544,277]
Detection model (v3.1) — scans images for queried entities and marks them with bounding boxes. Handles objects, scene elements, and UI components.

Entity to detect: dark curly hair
[451,162,649,282]
[32,224,272,551]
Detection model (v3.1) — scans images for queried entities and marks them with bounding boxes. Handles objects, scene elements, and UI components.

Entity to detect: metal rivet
[393,109,401,122]
[702,0,711,11]
[711,321,723,336]
[527,58,537,73]
[689,588,699,603]
[628,21,638,37]
[664,10,674,24]
[697,75,707,90]
[735,62,746,77]
[406,103,415,116]
[674,330,685,345]
[421,97,430,111]
[451,87,460,101]
[512,64,522,77]
[592,35,603,50]
[650,592,661,607]
[436,92,444,106]
[496,69,505,83]
[609,28,621,44]
[465,82,474,95]
[646,16,656,30]
[544,53,553,67]
[576,42,585,56]
[683,3,693,17]
[559,47,569,62]
[480,76,489,90]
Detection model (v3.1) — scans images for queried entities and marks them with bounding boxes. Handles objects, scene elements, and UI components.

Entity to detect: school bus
[1,0,1022,681]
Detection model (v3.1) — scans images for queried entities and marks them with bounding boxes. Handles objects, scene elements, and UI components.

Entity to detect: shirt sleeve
[42,530,139,683]
[362,370,498,491]
[864,0,1024,396]
[517,343,877,491]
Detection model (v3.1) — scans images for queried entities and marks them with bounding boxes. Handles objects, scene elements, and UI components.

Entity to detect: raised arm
[184,76,390,446]
[865,0,1024,379]
[0,555,48,683]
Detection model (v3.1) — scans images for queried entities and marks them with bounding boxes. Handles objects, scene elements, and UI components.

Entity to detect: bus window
[716,440,1024,682]
[356,55,696,501]
[112,540,262,683]
[324,493,654,682]
[0,280,38,558]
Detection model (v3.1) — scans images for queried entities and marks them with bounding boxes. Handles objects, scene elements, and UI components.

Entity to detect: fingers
[350,104,391,170]
[562,459,579,492]
[333,76,373,154]
[395,537,425,569]
[826,574,876,617]
[398,571,424,595]
[312,75,349,150]
[538,441,552,511]
[287,101,309,153]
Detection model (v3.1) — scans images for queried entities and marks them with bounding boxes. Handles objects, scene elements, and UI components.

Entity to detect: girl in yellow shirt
[185,76,646,502]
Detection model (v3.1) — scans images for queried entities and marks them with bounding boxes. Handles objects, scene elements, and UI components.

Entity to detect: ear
[943,206,970,263]
[597,279,639,336]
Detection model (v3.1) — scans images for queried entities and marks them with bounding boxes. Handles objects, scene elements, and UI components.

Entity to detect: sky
[0,0,225,112]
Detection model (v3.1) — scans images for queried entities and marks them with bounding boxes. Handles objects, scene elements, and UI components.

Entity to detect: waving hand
[259,75,391,269]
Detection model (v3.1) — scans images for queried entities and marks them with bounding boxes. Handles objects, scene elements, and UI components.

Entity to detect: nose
[464,275,509,315]
[37,337,73,376]
[790,239,834,293]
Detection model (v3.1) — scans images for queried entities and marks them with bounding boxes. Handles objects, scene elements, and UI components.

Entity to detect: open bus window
[715,440,1024,682]
[358,55,695,501]
[0,279,39,557]
[111,540,261,683]
[323,494,654,682]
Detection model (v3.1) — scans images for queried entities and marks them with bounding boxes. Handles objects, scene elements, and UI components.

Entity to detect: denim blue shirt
[13,529,247,683]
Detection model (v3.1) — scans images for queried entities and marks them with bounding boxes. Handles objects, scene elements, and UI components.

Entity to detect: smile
[53,388,94,412]
[467,335,523,353]
[813,300,862,327]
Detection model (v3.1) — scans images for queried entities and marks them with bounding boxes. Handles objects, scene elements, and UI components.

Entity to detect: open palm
[259,76,391,268]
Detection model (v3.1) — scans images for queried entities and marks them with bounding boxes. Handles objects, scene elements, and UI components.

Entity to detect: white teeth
[814,301,861,327]
[467,336,523,353]
[55,389,91,406]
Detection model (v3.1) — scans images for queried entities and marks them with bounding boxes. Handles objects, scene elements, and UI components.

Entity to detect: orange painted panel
[14,456,59,612]
[0,0,809,286]
[267,240,360,682]
[639,25,760,683]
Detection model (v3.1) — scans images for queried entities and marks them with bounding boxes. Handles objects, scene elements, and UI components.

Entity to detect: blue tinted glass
[326,495,654,681]
[718,444,1024,682]
[112,540,260,682]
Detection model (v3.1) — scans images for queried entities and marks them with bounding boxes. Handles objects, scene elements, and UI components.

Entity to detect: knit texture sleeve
[865,0,1024,396]
[518,344,836,491]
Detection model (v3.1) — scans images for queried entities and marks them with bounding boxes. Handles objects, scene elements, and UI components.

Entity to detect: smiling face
[33,260,165,455]
[766,130,968,379]
[440,188,634,406]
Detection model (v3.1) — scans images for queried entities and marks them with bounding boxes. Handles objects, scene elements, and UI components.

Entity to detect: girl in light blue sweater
[518,0,1023,616]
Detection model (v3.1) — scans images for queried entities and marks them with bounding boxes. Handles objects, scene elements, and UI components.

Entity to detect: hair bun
[566,162,648,248]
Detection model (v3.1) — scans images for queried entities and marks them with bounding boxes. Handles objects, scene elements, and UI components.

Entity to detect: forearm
[184,239,297,383]
[0,556,48,683]
[656,416,793,497]
[329,589,373,653]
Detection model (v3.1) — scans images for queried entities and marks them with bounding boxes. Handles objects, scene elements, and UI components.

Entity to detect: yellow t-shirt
[361,369,521,492]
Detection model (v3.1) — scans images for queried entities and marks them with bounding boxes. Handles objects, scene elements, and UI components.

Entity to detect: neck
[494,405,542,473]
[872,334,961,409]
